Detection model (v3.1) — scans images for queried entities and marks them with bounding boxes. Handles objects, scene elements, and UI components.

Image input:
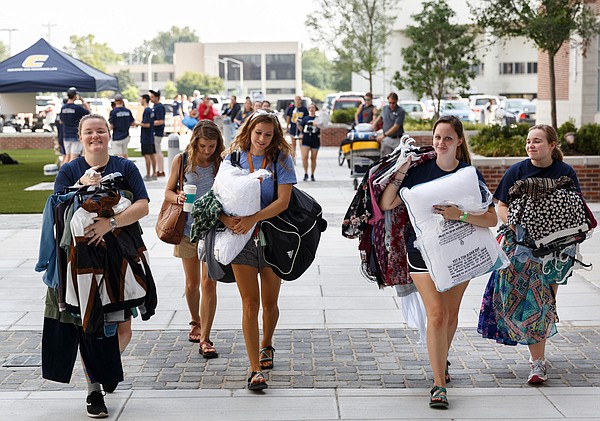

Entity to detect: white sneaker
[528,358,547,384]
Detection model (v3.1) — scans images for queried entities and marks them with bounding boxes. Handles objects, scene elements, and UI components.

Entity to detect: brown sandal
[200,339,219,359]
[188,321,201,343]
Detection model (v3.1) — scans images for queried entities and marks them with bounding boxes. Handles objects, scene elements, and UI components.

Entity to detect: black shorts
[301,137,320,149]
[407,251,429,274]
[141,143,156,155]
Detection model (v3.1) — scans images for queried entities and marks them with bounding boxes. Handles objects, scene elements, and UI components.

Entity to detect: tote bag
[155,153,187,244]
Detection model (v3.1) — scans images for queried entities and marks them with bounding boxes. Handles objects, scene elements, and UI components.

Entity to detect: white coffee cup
[183,184,197,212]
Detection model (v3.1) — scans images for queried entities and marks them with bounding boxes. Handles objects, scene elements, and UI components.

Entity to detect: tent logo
[22,55,49,68]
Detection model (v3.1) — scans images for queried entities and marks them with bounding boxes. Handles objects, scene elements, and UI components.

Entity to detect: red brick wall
[538,43,570,101]
[320,128,434,147]
[0,134,56,149]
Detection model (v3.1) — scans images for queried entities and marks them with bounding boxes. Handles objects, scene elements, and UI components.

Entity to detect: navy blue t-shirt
[109,106,135,141]
[299,115,320,145]
[153,103,166,137]
[140,107,154,145]
[171,100,181,117]
[400,159,487,252]
[60,103,90,139]
[494,158,580,204]
[54,156,149,203]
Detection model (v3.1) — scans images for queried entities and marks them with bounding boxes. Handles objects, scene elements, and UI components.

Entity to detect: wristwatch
[109,217,118,231]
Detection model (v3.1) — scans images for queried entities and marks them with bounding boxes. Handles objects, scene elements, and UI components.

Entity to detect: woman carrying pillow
[379,116,498,408]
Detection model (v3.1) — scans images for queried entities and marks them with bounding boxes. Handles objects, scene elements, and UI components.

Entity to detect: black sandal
[429,385,449,408]
[248,371,268,391]
[259,346,275,370]
[445,360,451,383]
[200,339,219,359]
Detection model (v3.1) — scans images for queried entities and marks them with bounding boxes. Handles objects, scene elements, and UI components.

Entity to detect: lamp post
[0,28,18,56]
[147,51,156,91]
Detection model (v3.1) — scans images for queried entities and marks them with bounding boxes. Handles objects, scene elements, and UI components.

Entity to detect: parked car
[84,97,111,119]
[331,96,364,113]
[439,100,477,123]
[499,98,536,126]
[324,91,365,114]
[35,95,61,115]
[468,95,502,124]
[399,100,430,120]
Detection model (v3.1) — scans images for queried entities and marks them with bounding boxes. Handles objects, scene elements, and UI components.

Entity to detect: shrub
[330,108,357,124]
[576,124,600,155]
[469,124,529,157]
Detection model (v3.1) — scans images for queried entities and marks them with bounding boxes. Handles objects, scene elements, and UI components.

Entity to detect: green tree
[302,48,333,90]
[162,80,178,100]
[64,34,121,72]
[307,0,398,93]
[0,41,8,62]
[331,59,352,91]
[121,85,140,102]
[393,0,480,119]
[176,72,224,97]
[114,69,136,91]
[141,26,199,64]
[471,0,600,129]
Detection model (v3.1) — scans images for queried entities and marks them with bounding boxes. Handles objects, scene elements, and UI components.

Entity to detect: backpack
[0,153,18,165]
[233,153,326,280]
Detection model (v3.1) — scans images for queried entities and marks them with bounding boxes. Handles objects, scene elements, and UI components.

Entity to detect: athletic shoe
[86,391,108,418]
[303,174,309,181]
[528,359,547,384]
[311,175,315,182]
[143,175,153,182]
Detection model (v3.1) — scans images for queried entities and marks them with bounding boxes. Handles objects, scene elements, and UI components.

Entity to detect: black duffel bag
[261,164,327,280]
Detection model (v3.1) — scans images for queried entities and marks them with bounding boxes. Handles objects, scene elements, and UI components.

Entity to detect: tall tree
[471,0,600,129]
[64,35,121,72]
[302,48,333,90]
[142,26,199,64]
[393,0,480,119]
[176,72,224,97]
[307,0,398,93]
[114,69,136,91]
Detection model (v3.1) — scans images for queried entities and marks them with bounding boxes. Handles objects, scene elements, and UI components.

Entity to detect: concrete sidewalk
[0,147,599,420]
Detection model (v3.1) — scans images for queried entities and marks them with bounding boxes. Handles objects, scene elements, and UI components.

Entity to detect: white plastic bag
[214,228,253,265]
[211,160,271,265]
[212,160,271,217]
[400,166,509,292]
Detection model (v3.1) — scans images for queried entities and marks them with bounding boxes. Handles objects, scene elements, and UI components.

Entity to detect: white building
[106,41,302,102]
[351,0,538,100]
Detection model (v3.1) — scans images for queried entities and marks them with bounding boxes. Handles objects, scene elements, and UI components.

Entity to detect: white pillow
[400,166,508,292]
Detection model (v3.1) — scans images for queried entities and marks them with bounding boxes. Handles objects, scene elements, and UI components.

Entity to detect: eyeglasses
[250,109,278,121]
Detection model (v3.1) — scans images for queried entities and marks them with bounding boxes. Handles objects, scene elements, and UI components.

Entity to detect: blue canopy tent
[0,38,118,93]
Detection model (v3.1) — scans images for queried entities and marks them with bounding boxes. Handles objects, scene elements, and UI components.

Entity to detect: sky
[2,0,319,57]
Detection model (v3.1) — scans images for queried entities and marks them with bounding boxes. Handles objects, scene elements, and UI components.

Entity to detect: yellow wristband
[459,212,468,222]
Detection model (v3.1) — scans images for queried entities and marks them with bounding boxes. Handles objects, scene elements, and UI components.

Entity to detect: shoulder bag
[155,152,187,244]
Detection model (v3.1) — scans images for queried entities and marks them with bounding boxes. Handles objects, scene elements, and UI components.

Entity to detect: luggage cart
[349,139,380,189]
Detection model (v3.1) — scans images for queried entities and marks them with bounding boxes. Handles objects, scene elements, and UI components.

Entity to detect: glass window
[218,55,261,81]
[514,62,525,74]
[500,62,513,74]
[266,88,295,94]
[527,62,538,74]
[266,54,296,80]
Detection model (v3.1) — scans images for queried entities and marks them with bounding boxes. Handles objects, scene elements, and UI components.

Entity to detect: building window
[527,62,538,74]
[471,63,484,76]
[514,62,525,74]
[500,62,513,74]
[218,55,261,81]
[169,72,174,81]
[153,72,158,82]
[266,54,296,80]
[266,88,296,94]
[141,73,146,82]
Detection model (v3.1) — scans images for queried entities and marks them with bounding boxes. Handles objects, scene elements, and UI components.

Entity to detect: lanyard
[247,152,267,183]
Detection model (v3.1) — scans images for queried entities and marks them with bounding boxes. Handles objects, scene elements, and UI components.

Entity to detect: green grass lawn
[0,149,59,214]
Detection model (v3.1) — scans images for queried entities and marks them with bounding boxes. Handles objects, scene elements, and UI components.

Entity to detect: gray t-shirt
[184,162,216,236]
[381,105,405,137]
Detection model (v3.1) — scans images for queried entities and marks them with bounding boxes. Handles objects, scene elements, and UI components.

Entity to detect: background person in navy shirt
[108,94,136,159]
[285,96,308,160]
[139,94,156,181]
[150,90,166,177]
[60,87,90,163]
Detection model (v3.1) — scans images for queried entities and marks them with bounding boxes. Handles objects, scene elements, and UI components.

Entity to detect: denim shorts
[231,234,269,270]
